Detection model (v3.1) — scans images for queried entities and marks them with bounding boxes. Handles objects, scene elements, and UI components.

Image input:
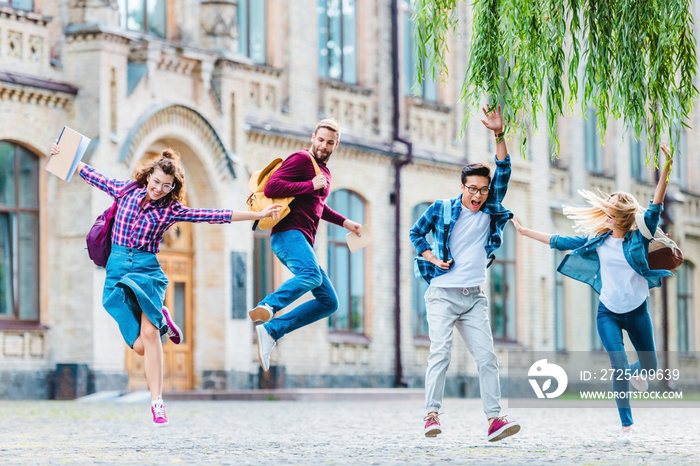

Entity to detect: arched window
[411,202,431,338]
[0,142,40,322]
[489,222,516,341]
[327,190,366,334]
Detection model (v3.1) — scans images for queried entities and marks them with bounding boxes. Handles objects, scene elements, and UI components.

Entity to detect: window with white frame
[411,202,431,338]
[238,0,266,64]
[489,222,516,341]
[318,0,358,84]
[403,1,437,102]
[677,262,695,353]
[0,142,40,323]
[327,190,366,333]
[118,0,166,39]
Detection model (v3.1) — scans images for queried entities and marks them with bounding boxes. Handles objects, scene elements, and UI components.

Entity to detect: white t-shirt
[431,205,489,288]
[598,235,649,313]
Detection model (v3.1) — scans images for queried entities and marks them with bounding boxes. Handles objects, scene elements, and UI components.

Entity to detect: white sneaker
[256,324,276,372]
[249,303,274,323]
[618,425,634,444]
[630,375,648,391]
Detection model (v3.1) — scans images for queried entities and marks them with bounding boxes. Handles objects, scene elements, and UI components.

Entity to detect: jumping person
[50,143,280,426]
[511,141,674,442]
[409,105,521,442]
[249,119,362,372]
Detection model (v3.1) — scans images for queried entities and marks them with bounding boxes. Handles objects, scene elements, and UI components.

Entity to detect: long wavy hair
[563,189,643,237]
[132,148,187,204]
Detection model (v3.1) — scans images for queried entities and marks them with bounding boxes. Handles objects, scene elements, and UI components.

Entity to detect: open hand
[660,141,674,166]
[481,104,504,134]
[511,217,525,234]
[260,203,282,219]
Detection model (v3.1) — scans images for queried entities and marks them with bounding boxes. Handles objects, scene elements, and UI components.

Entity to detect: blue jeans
[259,229,339,341]
[597,301,658,427]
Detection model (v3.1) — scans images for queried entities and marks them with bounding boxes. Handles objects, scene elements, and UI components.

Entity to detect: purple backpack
[86,181,140,267]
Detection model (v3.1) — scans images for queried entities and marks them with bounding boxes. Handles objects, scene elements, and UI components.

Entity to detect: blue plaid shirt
[410,155,514,284]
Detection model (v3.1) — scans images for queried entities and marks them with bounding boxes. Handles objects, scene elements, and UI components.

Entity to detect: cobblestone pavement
[1,397,698,464]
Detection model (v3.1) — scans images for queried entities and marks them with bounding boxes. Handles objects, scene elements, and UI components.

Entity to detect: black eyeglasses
[463,185,490,196]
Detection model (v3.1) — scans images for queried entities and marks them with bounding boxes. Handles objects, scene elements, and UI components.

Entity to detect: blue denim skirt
[102,245,168,348]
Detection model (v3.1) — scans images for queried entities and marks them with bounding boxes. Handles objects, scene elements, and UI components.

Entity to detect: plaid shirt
[409,155,514,284]
[80,165,232,253]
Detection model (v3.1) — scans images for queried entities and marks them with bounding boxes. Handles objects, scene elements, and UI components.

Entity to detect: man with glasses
[409,105,520,442]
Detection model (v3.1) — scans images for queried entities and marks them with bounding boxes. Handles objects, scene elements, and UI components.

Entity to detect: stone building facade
[1,0,698,398]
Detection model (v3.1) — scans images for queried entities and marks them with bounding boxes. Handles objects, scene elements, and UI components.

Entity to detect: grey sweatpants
[424,285,501,419]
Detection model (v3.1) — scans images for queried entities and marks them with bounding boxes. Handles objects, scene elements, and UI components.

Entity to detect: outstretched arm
[511,217,552,245]
[653,141,674,205]
[481,105,508,161]
[230,204,282,222]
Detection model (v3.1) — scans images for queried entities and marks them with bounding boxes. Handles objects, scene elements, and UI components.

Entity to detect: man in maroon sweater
[250,119,362,371]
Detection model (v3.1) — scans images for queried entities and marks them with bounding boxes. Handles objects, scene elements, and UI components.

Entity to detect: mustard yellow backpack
[246,151,320,230]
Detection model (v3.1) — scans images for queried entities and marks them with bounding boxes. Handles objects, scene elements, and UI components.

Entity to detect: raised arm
[481,105,508,161]
[511,217,551,245]
[653,141,674,205]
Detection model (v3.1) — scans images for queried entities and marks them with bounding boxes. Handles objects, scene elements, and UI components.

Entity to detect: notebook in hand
[346,224,374,253]
[46,126,91,182]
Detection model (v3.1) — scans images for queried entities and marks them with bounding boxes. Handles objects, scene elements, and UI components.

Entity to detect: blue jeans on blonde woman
[259,229,339,341]
[596,301,658,427]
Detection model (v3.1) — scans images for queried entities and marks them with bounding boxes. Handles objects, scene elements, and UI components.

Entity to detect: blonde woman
[512,142,674,442]
[50,143,280,426]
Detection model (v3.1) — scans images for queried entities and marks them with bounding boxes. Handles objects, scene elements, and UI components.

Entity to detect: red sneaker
[424,412,442,437]
[161,306,182,344]
[487,416,520,442]
[151,397,169,427]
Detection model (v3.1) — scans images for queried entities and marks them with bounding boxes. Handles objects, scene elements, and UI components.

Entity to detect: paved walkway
[0,397,698,464]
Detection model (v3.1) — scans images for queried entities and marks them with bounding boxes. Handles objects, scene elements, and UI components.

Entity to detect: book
[46,126,91,182]
[346,224,374,253]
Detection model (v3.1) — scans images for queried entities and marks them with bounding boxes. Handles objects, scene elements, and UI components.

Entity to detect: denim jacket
[410,155,514,284]
[550,201,673,293]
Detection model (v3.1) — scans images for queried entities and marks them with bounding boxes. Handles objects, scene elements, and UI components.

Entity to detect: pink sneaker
[487,416,520,442]
[151,397,169,426]
[424,412,442,437]
[161,306,182,344]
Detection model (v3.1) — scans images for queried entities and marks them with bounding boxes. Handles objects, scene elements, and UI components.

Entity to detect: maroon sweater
[265,150,346,245]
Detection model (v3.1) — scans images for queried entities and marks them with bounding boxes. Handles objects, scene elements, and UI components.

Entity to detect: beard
[311,145,332,163]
